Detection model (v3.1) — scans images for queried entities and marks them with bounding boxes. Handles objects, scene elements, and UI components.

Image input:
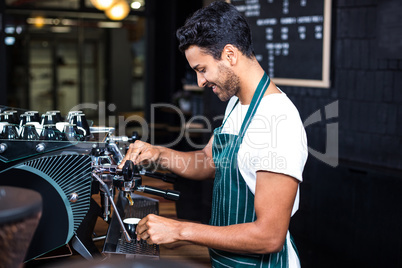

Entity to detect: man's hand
[136,214,181,245]
[117,136,215,180]
[118,140,161,169]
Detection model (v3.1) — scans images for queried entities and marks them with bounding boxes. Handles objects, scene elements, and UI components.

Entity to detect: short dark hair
[176,1,255,60]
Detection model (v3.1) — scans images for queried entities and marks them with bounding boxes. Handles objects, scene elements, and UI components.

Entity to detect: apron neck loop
[238,73,270,140]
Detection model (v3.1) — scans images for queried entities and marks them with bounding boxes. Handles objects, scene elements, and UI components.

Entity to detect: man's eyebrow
[192,64,200,71]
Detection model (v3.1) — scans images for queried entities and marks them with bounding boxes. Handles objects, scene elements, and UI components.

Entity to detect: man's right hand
[117,135,215,180]
[117,140,162,169]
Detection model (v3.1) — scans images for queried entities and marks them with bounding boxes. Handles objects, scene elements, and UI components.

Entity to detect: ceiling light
[90,0,116,10]
[131,1,141,9]
[16,26,23,34]
[105,0,130,21]
[5,37,15,46]
[5,27,14,34]
[27,17,53,28]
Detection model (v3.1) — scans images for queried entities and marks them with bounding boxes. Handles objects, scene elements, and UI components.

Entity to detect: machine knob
[0,143,7,154]
[122,160,139,181]
[36,143,46,153]
[131,131,139,142]
[69,192,79,203]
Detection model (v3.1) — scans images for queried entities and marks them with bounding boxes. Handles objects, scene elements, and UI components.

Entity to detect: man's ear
[221,44,238,65]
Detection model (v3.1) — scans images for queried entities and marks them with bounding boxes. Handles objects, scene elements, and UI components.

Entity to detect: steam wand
[92,173,132,243]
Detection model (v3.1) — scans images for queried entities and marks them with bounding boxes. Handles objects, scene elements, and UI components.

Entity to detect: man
[119,1,307,267]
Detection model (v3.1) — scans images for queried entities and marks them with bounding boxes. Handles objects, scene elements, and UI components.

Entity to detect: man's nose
[197,73,207,87]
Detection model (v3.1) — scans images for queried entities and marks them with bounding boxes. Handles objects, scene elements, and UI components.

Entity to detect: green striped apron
[210,73,297,267]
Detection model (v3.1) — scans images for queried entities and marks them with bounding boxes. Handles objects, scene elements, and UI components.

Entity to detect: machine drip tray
[103,193,159,259]
[115,235,159,257]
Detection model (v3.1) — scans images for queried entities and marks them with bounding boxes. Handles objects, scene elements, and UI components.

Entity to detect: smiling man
[119,1,308,267]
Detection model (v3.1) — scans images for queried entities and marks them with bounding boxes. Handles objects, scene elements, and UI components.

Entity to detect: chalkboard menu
[230,0,332,88]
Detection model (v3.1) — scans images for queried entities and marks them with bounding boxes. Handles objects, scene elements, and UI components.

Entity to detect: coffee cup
[0,122,9,135]
[21,124,40,140]
[2,124,20,139]
[25,111,41,122]
[40,124,61,140]
[123,217,141,237]
[66,111,83,122]
[4,111,19,124]
[62,124,82,141]
[47,110,63,122]
[41,112,58,125]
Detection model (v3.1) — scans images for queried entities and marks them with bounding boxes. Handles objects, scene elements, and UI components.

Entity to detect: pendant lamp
[105,0,130,21]
[90,0,116,10]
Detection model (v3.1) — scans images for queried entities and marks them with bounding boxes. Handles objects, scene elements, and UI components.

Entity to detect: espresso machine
[0,106,180,262]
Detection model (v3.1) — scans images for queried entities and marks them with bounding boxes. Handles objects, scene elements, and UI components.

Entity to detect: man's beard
[212,63,240,102]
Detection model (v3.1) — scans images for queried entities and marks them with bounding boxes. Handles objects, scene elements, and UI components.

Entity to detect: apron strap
[238,73,270,139]
[221,99,240,128]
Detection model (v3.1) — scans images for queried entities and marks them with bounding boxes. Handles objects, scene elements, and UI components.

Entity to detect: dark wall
[280,0,402,267]
[106,28,132,115]
[145,0,202,122]
[0,0,6,105]
[145,0,211,223]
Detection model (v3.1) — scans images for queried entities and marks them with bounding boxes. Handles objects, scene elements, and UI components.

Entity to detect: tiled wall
[283,1,402,267]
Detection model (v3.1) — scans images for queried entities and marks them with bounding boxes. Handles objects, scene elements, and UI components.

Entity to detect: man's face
[185,45,240,101]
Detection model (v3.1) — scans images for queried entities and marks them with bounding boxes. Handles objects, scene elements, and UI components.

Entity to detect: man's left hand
[136,214,181,245]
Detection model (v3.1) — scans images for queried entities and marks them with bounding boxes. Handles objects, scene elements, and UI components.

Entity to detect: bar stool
[0,186,43,268]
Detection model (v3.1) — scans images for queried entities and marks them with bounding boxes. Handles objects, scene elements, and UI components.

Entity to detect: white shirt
[221,92,308,216]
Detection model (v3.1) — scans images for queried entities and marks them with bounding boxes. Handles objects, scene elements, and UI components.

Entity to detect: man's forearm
[177,220,285,254]
[156,146,215,180]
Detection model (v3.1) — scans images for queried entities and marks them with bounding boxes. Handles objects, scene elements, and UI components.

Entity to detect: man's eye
[200,69,205,73]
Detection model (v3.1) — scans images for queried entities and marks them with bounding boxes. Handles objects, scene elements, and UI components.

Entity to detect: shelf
[185,122,204,129]
[183,84,204,91]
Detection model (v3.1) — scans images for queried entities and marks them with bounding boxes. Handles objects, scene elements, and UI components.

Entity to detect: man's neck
[236,59,266,105]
